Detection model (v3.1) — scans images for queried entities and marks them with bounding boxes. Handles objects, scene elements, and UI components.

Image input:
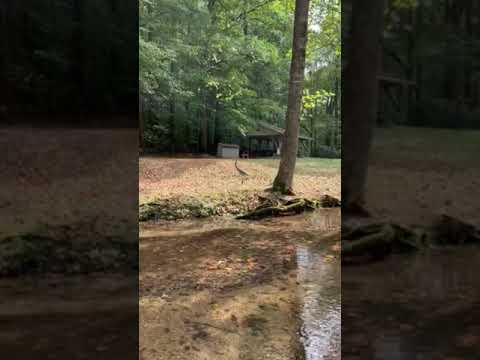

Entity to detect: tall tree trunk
[139,93,144,152]
[342,0,386,213]
[169,97,176,154]
[0,2,10,111]
[333,77,340,147]
[242,0,249,35]
[443,1,462,100]
[464,0,473,107]
[415,0,424,122]
[214,100,221,146]
[201,93,209,153]
[272,0,310,194]
[310,109,314,156]
[72,0,84,111]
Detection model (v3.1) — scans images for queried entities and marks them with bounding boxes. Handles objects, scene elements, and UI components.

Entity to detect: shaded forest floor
[366,126,480,227]
[0,127,138,238]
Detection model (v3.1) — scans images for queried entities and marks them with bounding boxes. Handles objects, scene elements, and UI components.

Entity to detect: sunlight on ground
[139,157,341,203]
[251,158,341,175]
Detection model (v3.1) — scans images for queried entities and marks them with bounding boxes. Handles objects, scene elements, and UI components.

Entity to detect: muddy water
[343,247,480,359]
[140,208,340,237]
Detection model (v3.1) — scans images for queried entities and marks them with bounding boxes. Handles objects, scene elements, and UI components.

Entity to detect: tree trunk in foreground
[273,0,310,194]
[342,0,385,213]
[139,93,144,152]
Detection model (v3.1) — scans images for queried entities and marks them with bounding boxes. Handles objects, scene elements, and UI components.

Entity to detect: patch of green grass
[251,158,340,175]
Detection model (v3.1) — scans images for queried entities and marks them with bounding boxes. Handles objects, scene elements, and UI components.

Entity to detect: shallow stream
[140,209,341,359]
[296,242,341,360]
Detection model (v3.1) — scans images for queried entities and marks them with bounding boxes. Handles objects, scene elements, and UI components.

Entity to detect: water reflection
[297,242,340,360]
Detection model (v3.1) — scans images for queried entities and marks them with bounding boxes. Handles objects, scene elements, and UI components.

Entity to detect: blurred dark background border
[0,1,139,359]
[342,0,480,359]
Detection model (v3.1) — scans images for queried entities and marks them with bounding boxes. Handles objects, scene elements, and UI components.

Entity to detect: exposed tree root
[342,214,480,264]
[433,214,480,245]
[237,195,340,220]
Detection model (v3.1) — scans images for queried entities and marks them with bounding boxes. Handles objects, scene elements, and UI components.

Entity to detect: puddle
[296,241,340,359]
[140,208,340,238]
[343,248,480,359]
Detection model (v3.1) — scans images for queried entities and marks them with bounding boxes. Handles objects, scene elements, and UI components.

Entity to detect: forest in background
[0,1,138,124]
[139,0,340,156]
[344,0,480,130]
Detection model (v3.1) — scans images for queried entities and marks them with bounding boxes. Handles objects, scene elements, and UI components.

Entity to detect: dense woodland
[1,1,138,125]
[139,0,341,156]
[343,0,480,212]
[345,0,480,130]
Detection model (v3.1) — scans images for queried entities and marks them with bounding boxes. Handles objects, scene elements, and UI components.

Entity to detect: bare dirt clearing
[366,127,480,227]
[139,157,340,203]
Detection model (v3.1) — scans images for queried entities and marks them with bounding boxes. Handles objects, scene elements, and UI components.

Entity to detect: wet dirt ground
[140,209,340,360]
[0,274,138,359]
[343,248,480,359]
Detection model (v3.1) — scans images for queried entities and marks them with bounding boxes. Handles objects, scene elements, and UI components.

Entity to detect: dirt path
[140,210,340,360]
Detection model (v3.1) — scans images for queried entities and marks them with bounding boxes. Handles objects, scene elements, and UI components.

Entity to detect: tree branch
[224,0,278,31]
